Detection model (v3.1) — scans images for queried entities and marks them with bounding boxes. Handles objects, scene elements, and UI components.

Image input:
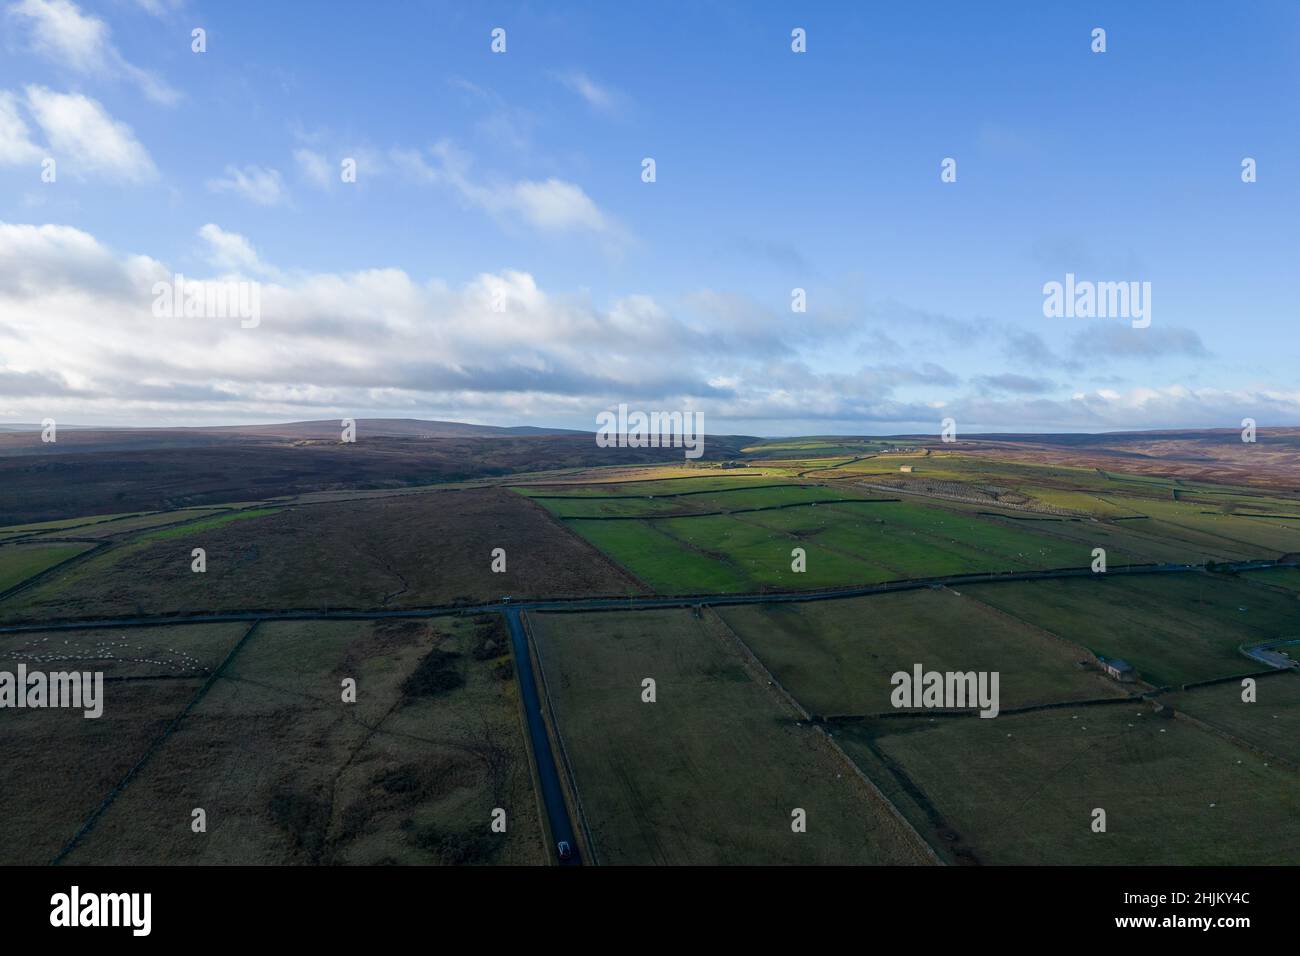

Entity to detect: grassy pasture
[513,474,781,498]
[140,507,282,540]
[1161,673,1300,767]
[838,705,1299,865]
[550,487,1175,594]
[0,509,233,542]
[716,590,1124,717]
[962,574,1300,687]
[742,438,916,458]
[0,541,96,593]
[569,519,755,593]
[529,608,933,865]
[528,496,692,519]
[0,513,142,535]
[526,459,1291,597]
[1244,567,1300,593]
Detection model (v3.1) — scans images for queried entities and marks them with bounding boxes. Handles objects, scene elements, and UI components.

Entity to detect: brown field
[0,427,754,527]
[952,428,1300,493]
[0,623,249,864]
[61,616,544,865]
[1,489,647,623]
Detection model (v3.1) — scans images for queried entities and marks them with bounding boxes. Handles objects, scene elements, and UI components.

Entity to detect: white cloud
[197,224,269,275]
[207,165,287,206]
[0,90,43,165]
[388,147,436,183]
[6,0,180,105]
[23,85,157,182]
[293,148,332,189]
[412,142,621,240]
[509,178,609,232]
[555,70,621,113]
[0,220,1294,433]
[131,0,183,17]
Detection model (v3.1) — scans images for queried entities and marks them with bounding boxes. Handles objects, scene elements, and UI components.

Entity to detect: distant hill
[0,418,758,524]
[0,418,586,439]
[198,418,589,439]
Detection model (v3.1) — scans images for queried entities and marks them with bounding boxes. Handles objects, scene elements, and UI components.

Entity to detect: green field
[513,474,782,497]
[517,455,1300,597]
[0,541,96,593]
[836,704,1299,865]
[0,509,233,542]
[0,513,141,535]
[140,507,283,541]
[962,574,1300,687]
[716,590,1125,717]
[1161,673,1300,767]
[529,607,933,864]
[536,486,1181,593]
[1245,567,1300,593]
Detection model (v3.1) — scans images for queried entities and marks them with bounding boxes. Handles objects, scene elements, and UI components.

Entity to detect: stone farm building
[1099,657,1137,682]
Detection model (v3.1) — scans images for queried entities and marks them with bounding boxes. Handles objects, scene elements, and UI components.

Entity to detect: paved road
[1242,638,1300,670]
[0,558,1287,635]
[503,607,581,866]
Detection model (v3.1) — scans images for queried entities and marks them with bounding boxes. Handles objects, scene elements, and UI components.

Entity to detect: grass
[0,513,142,534]
[141,508,282,540]
[567,518,753,593]
[62,616,544,865]
[836,704,1299,864]
[529,607,933,864]
[962,573,1300,687]
[1160,673,1300,767]
[716,590,1125,717]
[0,623,250,864]
[549,490,1177,594]
[514,474,781,497]
[0,542,96,592]
[1243,567,1300,593]
[521,458,1293,598]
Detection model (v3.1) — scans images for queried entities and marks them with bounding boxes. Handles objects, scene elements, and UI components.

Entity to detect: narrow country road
[503,607,581,866]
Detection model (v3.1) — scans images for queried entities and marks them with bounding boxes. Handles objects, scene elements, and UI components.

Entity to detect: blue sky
[1,0,1297,434]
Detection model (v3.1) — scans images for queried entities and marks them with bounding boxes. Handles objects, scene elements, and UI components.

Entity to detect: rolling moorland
[1,422,1298,865]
